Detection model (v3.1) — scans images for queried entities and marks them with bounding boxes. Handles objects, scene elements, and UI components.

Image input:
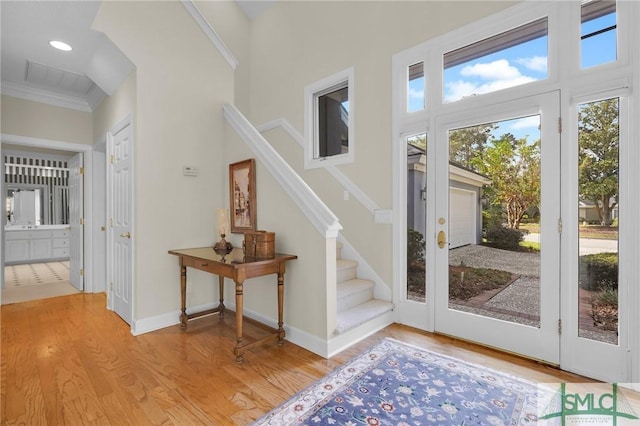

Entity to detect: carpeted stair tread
[336,299,394,334]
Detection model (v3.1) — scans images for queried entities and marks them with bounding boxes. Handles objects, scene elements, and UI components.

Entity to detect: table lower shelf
[180,307,285,363]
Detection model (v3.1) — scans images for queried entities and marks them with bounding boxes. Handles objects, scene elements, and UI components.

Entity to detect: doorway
[400,91,629,382]
[1,135,95,303]
[433,93,560,365]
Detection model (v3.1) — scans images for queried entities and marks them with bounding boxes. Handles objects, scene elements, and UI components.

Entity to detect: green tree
[449,124,496,170]
[578,99,619,227]
[473,136,540,229]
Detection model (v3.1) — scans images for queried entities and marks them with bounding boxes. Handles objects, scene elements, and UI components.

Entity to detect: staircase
[335,243,394,334]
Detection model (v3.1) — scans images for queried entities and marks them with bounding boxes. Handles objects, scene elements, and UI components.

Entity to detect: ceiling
[1,1,134,113]
[0,1,270,115]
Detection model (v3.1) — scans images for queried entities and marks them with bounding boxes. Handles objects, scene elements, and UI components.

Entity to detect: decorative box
[243,230,275,259]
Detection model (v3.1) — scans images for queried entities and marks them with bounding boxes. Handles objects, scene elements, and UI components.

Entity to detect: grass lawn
[519,223,618,240]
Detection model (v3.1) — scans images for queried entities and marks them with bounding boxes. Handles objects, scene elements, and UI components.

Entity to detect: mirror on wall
[5,185,69,226]
[4,152,70,227]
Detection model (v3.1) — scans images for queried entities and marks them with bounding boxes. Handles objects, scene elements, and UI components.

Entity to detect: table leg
[179,263,187,328]
[234,280,244,363]
[277,272,285,345]
[218,275,225,317]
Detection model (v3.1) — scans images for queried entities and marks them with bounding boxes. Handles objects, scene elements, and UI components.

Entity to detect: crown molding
[181,0,238,71]
[1,82,93,112]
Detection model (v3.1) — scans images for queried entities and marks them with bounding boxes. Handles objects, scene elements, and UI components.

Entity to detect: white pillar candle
[217,208,229,236]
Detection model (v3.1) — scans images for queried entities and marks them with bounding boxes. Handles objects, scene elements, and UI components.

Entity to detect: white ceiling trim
[181,0,238,71]
[1,81,92,113]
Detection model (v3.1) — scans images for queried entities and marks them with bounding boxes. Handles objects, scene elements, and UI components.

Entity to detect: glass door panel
[407,133,427,303]
[434,92,560,365]
[447,116,541,328]
[577,98,619,345]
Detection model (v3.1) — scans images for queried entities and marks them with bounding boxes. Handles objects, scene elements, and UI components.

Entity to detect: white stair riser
[335,244,393,335]
[337,265,357,283]
[337,286,373,312]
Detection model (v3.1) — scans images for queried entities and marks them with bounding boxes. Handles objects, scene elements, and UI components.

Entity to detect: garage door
[449,188,475,248]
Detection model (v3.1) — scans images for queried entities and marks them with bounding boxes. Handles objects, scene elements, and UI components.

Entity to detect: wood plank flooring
[1,293,596,425]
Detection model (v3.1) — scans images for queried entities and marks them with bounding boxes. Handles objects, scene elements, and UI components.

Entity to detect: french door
[420,91,629,381]
[433,92,561,364]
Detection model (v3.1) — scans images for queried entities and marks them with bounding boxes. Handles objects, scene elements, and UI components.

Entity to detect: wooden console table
[168,247,297,363]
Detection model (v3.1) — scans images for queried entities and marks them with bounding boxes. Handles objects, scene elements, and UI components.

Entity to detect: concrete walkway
[448,244,617,344]
[449,244,539,276]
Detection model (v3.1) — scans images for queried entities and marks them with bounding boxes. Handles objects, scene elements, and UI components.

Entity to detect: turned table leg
[179,263,187,328]
[218,275,225,317]
[234,280,244,363]
[277,272,285,345]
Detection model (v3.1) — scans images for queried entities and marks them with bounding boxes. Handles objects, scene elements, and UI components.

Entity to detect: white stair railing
[224,104,342,238]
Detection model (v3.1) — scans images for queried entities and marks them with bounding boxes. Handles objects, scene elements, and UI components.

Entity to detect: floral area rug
[253,338,542,425]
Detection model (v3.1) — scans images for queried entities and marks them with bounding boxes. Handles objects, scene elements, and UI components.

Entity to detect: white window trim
[304,67,354,170]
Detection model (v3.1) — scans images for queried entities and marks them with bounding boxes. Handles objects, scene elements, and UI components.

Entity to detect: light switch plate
[183,166,198,177]
[374,209,392,224]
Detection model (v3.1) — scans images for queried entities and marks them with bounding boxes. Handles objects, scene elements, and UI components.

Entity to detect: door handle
[437,231,447,249]
[120,232,131,239]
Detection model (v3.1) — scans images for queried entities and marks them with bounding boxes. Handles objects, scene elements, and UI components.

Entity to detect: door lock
[437,231,447,249]
[120,232,131,239]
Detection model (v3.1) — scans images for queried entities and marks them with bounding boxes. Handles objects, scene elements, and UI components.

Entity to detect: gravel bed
[449,245,540,276]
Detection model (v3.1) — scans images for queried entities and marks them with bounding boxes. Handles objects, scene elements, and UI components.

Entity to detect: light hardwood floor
[1,293,594,425]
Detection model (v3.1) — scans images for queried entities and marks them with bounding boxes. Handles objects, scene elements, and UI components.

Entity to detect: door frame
[433,92,561,365]
[0,133,95,293]
[559,89,633,383]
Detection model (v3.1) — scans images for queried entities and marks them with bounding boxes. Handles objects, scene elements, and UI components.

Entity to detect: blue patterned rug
[253,338,542,425]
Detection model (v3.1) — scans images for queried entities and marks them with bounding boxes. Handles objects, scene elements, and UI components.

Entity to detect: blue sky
[408,12,616,142]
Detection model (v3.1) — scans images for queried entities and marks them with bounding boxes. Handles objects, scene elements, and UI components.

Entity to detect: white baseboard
[131,302,332,359]
[327,311,394,358]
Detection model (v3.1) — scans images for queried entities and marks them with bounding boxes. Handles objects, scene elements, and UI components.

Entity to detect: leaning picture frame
[229,158,257,233]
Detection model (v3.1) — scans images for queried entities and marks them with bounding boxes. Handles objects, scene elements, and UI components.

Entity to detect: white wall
[247,1,515,295]
[1,95,93,144]
[93,71,136,144]
[194,1,252,115]
[92,1,235,321]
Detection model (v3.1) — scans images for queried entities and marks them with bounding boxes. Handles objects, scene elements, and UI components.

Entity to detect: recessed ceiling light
[49,40,72,52]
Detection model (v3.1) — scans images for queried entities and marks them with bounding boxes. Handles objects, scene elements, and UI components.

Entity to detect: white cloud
[509,115,540,130]
[445,58,542,102]
[409,88,424,99]
[446,75,536,102]
[515,56,548,73]
[460,59,521,80]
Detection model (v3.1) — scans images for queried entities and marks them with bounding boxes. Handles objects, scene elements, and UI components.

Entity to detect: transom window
[581,0,617,69]
[443,18,548,103]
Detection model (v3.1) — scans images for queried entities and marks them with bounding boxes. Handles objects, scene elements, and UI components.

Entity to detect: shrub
[484,225,524,250]
[579,252,618,291]
[482,205,503,230]
[407,228,425,266]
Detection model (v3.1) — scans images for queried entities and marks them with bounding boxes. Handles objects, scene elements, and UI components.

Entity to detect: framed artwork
[229,158,256,233]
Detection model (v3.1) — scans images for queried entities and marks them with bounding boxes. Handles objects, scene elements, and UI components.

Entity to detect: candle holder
[213,234,233,252]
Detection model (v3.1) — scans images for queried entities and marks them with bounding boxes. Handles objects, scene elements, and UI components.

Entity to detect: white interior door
[68,153,84,291]
[434,93,560,364]
[107,116,133,325]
